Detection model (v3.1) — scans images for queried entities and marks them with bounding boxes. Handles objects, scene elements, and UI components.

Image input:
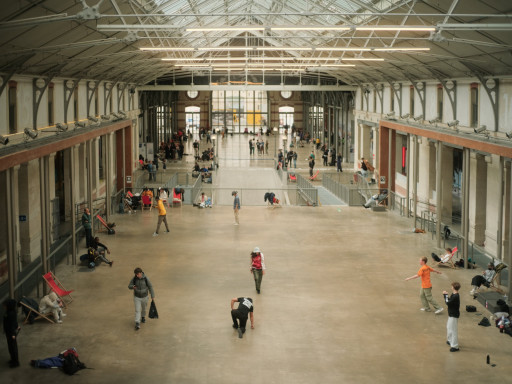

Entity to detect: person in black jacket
[443,282,461,352]
[128,268,155,331]
[3,299,20,368]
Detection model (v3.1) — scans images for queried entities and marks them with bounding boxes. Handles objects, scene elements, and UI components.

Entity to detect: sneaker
[110,261,114,267]
[449,347,459,352]
[153,232,159,237]
[141,317,146,323]
[257,289,260,294]
[238,328,243,338]
[420,308,431,312]
[135,323,140,330]
[165,230,170,233]
[61,313,67,317]
[446,341,450,346]
[233,223,239,226]
[57,320,63,324]
[435,308,444,315]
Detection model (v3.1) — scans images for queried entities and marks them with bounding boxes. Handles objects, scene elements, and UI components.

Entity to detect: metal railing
[321,173,360,206]
[388,191,406,216]
[204,187,306,206]
[296,173,318,206]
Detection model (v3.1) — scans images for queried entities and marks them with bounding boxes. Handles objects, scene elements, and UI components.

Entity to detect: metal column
[436,141,443,248]
[388,129,392,195]
[462,148,470,267]
[497,157,504,262]
[39,156,50,278]
[122,128,126,192]
[6,168,16,297]
[413,135,419,227]
[86,140,93,237]
[105,134,111,221]
[406,134,410,217]
[70,146,77,265]
[508,160,512,299]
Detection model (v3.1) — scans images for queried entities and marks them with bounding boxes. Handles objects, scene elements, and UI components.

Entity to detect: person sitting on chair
[90,237,114,267]
[39,292,66,323]
[363,189,388,208]
[470,263,496,295]
[431,248,453,263]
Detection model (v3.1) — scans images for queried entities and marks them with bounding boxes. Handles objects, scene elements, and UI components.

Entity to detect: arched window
[185,106,201,134]
[279,106,294,134]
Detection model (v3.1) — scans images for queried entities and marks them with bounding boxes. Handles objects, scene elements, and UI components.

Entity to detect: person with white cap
[250,247,266,294]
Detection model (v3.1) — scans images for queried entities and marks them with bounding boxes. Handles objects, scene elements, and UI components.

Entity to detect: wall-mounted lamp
[56,123,68,132]
[447,120,459,127]
[474,125,486,133]
[0,135,9,145]
[413,115,424,121]
[24,127,38,140]
[400,113,410,119]
[428,118,440,124]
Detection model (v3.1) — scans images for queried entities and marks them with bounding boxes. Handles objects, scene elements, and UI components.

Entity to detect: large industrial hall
[1,0,512,383]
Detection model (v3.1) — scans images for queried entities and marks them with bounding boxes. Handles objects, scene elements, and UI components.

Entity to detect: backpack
[61,348,86,375]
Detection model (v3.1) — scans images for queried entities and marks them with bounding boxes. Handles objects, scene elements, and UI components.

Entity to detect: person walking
[3,299,20,368]
[250,247,266,294]
[128,267,155,330]
[230,297,254,339]
[293,151,297,168]
[309,156,315,177]
[443,282,461,352]
[405,256,444,314]
[232,191,241,225]
[337,154,343,172]
[81,207,93,248]
[153,195,170,236]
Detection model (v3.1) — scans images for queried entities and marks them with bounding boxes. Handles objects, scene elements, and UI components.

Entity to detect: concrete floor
[2,134,511,383]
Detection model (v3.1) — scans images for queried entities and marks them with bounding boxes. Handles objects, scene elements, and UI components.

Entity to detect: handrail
[296,173,318,206]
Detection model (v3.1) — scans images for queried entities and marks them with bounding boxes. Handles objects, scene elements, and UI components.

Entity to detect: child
[443,282,461,352]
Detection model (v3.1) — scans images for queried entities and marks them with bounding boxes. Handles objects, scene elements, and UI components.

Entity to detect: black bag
[466,305,477,312]
[148,299,159,319]
[478,317,491,327]
[61,349,86,375]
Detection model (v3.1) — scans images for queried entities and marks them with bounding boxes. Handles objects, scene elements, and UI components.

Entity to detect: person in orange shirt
[152,195,170,237]
[405,256,444,314]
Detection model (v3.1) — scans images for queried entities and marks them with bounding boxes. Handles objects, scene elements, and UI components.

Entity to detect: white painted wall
[425,84,437,120]
[499,80,512,133]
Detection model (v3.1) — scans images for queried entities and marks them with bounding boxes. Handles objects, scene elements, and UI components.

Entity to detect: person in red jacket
[250,247,266,294]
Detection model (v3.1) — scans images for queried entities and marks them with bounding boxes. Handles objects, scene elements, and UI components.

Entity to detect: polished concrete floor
[2,134,511,383]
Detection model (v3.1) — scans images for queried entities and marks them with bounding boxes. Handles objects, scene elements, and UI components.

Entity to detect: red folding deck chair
[43,271,73,307]
[432,246,458,269]
[172,188,183,207]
